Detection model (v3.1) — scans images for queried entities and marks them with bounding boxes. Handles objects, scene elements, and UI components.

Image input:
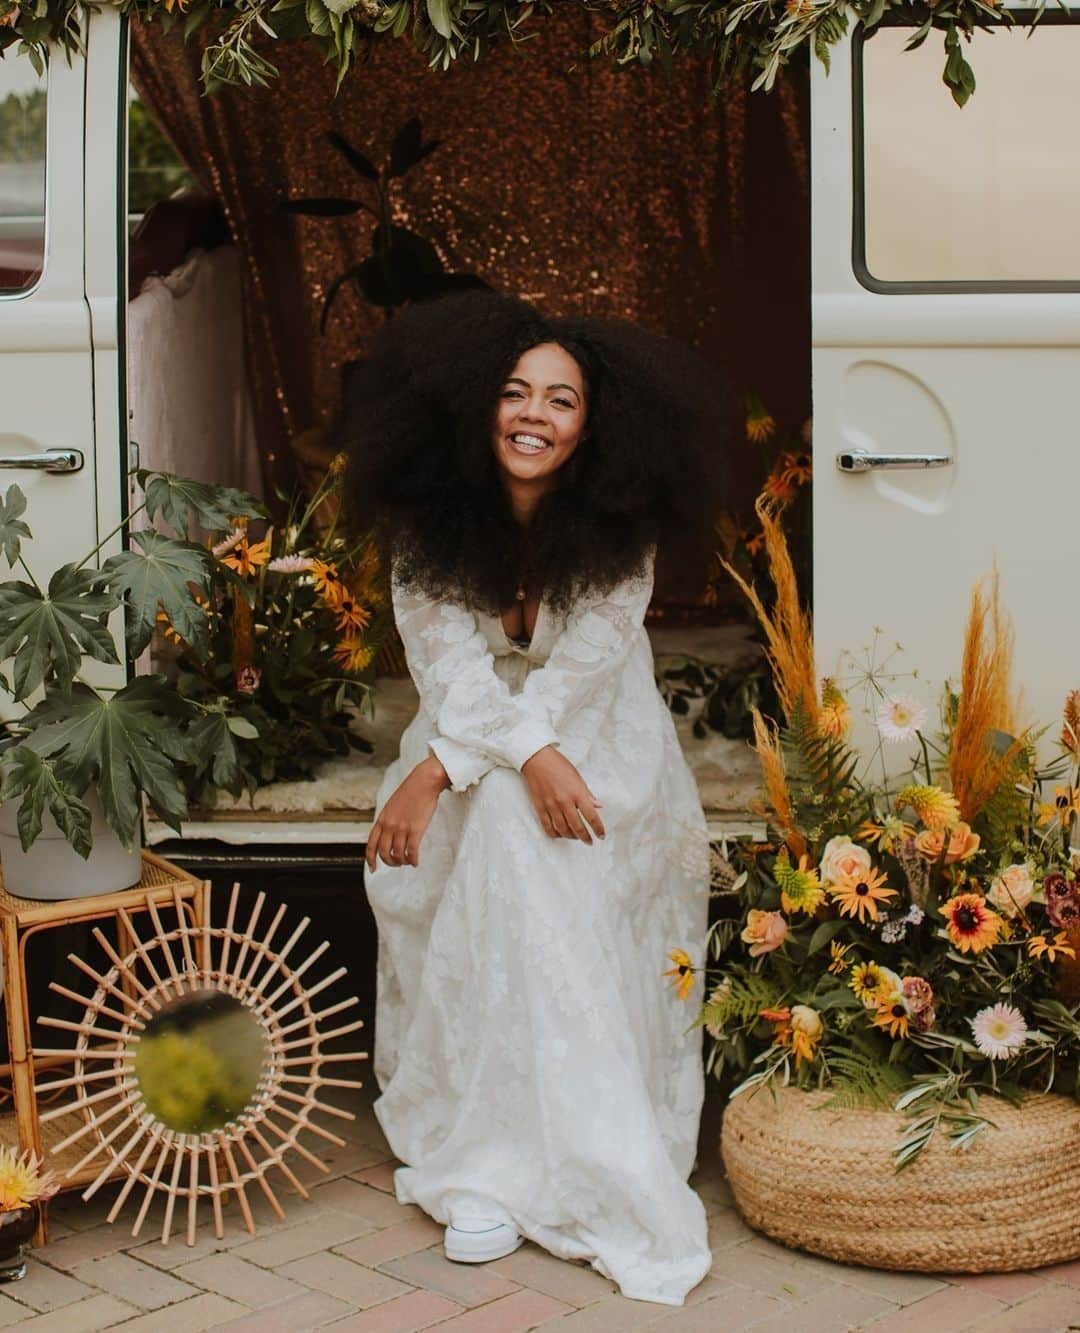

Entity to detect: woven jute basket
[722,1086,1080,1273]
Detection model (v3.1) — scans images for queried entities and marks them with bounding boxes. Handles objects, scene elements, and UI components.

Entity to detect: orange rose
[914,821,980,865]
[740,909,788,958]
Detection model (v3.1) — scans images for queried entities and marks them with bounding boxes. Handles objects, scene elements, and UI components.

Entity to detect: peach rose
[914,821,981,865]
[819,835,872,887]
[740,909,788,958]
[987,863,1035,918]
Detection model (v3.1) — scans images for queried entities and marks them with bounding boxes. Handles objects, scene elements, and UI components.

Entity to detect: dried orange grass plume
[1062,690,1080,754]
[947,571,1027,825]
[722,495,818,729]
[751,709,806,859]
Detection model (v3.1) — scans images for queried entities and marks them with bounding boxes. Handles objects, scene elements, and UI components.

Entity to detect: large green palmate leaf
[0,745,93,857]
[0,563,120,701]
[0,485,31,568]
[183,709,247,797]
[101,531,214,657]
[136,470,264,537]
[22,677,193,846]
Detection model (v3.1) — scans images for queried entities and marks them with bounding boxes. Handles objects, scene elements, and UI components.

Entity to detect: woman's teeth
[510,434,550,454]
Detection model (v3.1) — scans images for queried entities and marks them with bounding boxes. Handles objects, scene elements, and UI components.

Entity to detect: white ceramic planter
[0,788,142,900]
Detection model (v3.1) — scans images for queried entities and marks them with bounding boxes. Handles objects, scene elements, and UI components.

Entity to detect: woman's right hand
[366,755,450,872]
[521,746,606,844]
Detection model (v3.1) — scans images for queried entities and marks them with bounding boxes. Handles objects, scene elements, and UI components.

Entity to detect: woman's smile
[507,431,553,455]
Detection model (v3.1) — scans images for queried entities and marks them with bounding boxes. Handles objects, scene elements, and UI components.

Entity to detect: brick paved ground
[7,1080,1079,1332]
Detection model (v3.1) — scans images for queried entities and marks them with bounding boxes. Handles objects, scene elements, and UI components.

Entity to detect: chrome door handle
[836,449,952,474]
[0,449,84,474]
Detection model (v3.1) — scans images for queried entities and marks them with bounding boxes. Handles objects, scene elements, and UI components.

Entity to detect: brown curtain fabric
[131,12,809,582]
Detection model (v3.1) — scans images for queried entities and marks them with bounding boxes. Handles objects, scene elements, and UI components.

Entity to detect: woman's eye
[552,398,574,409]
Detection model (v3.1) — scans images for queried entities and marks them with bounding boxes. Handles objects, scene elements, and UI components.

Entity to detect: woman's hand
[521,746,605,844]
[366,755,450,872]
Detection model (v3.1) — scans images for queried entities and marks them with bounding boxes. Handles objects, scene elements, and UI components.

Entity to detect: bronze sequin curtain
[131,11,809,571]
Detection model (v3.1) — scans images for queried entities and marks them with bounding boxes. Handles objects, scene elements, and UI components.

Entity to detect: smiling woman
[341,291,729,1306]
[344,292,727,617]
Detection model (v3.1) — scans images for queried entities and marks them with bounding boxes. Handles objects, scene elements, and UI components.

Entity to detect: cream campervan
[2,7,1080,826]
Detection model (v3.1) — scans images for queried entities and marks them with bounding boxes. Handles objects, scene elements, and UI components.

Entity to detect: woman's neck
[501,475,553,528]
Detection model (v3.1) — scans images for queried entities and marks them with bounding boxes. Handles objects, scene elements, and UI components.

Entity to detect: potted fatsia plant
[0,470,263,899]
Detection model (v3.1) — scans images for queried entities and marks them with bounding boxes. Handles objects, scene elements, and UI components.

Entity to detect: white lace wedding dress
[365,551,712,1305]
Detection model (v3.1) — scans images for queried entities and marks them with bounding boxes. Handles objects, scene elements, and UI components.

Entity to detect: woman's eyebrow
[505,377,580,399]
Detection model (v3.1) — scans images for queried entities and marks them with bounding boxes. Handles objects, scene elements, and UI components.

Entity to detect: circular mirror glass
[133,990,267,1134]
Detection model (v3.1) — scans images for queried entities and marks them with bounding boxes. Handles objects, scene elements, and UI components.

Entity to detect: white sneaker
[444,1217,523,1263]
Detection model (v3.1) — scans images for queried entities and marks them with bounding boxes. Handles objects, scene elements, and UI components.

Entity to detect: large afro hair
[340,292,731,614]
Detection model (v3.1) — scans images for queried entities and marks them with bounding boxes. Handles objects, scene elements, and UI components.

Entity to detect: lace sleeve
[517,552,655,736]
[392,573,559,791]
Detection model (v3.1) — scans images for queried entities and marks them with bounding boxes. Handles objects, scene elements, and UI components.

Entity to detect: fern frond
[700,971,781,1030]
[821,1050,907,1110]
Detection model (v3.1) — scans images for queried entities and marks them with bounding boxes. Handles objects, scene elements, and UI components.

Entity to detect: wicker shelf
[0,852,207,1239]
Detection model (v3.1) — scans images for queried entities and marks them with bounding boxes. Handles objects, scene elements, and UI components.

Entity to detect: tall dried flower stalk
[1062,690,1080,755]
[722,495,818,729]
[751,708,806,859]
[947,572,1027,825]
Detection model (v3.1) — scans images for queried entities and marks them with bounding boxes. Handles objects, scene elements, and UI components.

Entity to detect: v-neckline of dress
[499,598,545,655]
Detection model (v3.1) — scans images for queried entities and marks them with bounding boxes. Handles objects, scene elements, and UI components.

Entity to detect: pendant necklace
[515,583,526,601]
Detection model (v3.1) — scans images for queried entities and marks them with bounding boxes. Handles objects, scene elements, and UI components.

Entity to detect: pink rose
[988,863,1035,917]
[819,835,871,887]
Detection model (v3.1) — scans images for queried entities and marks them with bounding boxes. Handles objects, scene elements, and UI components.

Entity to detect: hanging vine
[0,0,1043,104]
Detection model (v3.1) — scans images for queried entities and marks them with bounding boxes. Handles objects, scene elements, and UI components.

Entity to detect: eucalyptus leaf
[424,0,453,40]
[807,918,847,955]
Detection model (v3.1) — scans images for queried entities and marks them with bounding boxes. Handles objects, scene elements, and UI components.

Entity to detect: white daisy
[970,1003,1028,1060]
[876,694,927,743]
[267,555,314,574]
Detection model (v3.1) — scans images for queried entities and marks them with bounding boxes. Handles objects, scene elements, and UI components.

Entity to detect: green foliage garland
[0,0,1037,106]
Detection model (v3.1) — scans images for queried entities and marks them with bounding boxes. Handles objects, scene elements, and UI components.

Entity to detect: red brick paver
[14,1076,1075,1333]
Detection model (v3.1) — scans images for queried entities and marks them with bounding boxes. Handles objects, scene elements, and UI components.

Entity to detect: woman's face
[491,342,587,489]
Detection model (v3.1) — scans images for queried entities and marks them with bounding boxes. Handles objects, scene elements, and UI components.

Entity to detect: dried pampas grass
[751,708,806,859]
[947,572,1028,825]
[722,496,817,730]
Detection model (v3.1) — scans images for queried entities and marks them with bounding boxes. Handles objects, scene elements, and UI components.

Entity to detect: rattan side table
[0,851,208,1241]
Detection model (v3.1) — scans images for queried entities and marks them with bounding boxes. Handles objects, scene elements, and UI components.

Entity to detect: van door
[0,10,126,631]
[811,18,1080,744]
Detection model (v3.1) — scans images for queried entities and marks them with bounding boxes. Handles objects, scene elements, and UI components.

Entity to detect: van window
[0,57,46,295]
[856,21,1080,290]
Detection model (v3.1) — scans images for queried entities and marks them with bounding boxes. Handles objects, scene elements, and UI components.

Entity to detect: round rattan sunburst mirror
[33,883,366,1245]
